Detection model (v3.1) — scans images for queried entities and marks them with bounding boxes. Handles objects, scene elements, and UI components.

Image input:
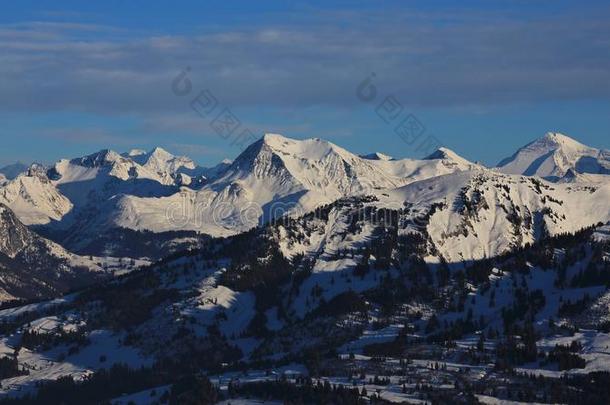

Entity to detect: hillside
[0,204,608,402]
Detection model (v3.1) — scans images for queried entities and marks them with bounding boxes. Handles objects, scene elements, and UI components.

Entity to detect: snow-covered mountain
[125,146,203,185]
[0,134,479,248]
[116,134,480,237]
[105,133,610,264]
[0,203,107,302]
[425,147,478,168]
[0,132,609,402]
[374,170,610,262]
[0,165,72,226]
[45,149,208,256]
[497,132,610,181]
[0,132,606,260]
[52,148,184,191]
[1,196,608,399]
[0,149,208,258]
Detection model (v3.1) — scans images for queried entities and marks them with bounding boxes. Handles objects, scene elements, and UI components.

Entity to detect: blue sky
[1,0,609,167]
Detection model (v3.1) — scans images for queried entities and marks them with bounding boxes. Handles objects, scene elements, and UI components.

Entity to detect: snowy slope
[244,169,610,318]
[376,170,610,262]
[497,132,610,180]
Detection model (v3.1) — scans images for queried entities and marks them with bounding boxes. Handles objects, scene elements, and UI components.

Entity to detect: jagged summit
[148,146,174,160]
[0,165,72,225]
[70,149,125,168]
[131,146,197,175]
[66,147,197,177]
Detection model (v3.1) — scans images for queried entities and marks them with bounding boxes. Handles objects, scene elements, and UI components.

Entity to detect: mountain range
[0,131,609,402]
[0,132,607,259]
[0,131,605,299]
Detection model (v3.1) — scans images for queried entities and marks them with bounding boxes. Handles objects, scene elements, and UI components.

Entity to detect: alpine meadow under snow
[0,132,609,404]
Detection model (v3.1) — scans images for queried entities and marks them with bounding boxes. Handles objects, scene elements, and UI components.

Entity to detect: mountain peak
[538,132,588,149]
[129,146,197,179]
[425,147,458,160]
[72,149,124,168]
[149,146,171,156]
[497,132,608,179]
[424,147,477,168]
[251,133,348,162]
[261,133,293,147]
